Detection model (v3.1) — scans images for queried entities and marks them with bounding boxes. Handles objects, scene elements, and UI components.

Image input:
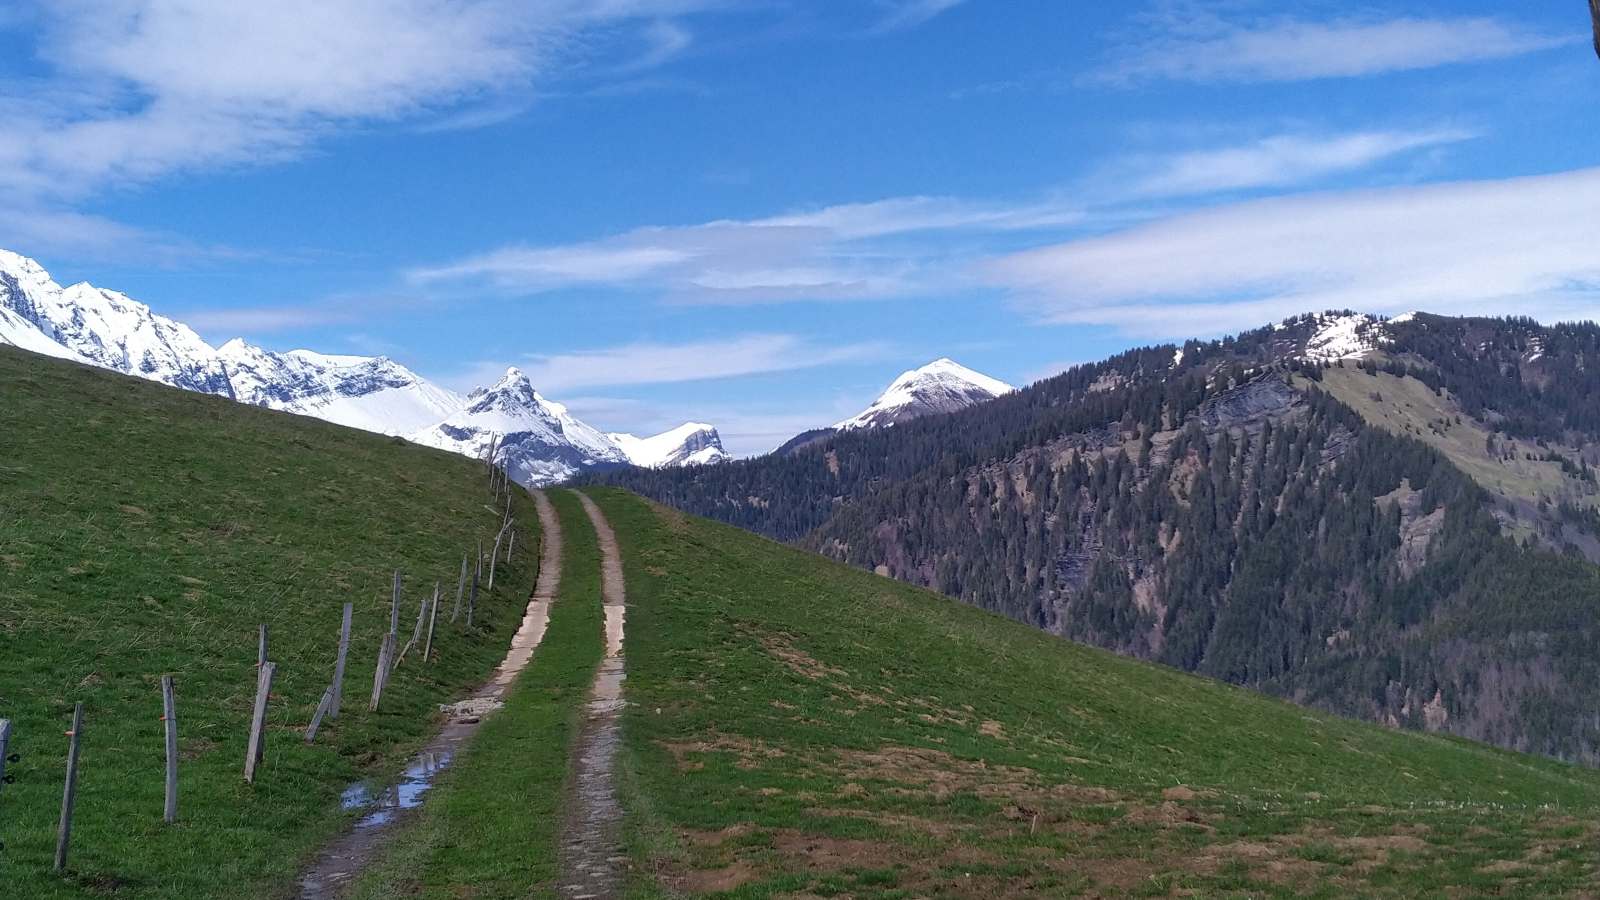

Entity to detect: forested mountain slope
[577,312,1600,762]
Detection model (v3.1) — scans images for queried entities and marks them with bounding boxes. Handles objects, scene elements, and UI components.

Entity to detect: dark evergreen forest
[577,313,1600,761]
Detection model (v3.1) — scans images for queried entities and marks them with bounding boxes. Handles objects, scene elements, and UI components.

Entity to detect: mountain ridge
[0,249,722,484]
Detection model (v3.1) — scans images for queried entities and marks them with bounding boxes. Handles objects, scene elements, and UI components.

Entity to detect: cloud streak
[1125,128,1475,197]
[411,194,1085,303]
[985,168,1600,338]
[514,334,885,392]
[1094,16,1574,85]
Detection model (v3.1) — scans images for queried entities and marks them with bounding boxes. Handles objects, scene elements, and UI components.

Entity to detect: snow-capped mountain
[408,368,630,486]
[216,339,463,435]
[835,358,1015,431]
[607,423,730,468]
[0,249,726,484]
[1,249,232,393]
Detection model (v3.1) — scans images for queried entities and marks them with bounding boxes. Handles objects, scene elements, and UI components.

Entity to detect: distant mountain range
[581,310,1600,766]
[0,249,1025,484]
[0,249,736,484]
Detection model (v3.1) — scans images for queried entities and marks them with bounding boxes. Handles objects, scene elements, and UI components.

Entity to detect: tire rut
[557,491,627,900]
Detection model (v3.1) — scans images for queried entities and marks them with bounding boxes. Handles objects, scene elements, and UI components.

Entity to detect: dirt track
[296,488,562,899]
[557,492,628,900]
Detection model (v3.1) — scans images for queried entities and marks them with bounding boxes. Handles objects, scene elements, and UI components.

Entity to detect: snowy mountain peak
[835,358,1015,431]
[608,422,731,468]
[408,368,628,487]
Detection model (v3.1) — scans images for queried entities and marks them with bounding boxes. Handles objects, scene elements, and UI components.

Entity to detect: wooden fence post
[305,686,335,744]
[162,676,178,823]
[370,634,394,710]
[399,581,428,663]
[507,529,515,563]
[452,554,467,622]
[0,717,12,841]
[245,663,275,782]
[467,542,481,628]
[488,528,505,593]
[331,602,352,718]
[390,571,403,634]
[55,701,84,870]
[423,583,441,663]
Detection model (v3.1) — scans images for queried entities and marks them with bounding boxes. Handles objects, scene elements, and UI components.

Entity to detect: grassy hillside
[0,346,540,899]
[590,487,1600,898]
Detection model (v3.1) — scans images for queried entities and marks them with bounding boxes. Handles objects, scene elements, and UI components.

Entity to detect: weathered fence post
[488,528,505,593]
[245,662,275,782]
[423,583,441,663]
[305,685,335,744]
[0,717,12,840]
[398,581,428,663]
[55,701,84,870]
[467,542,481,628]
[507,529,515,563]
[331,602,352,718]
[370,633,393,710]
[452,554,468,623]
[162,676,178,823]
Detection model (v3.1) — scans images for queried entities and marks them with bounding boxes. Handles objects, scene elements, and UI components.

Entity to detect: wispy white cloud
[0,0,720,203]
[1093,17,1574,85]
[512,334,886,392]
[1123,128,1475,197]
[874,0,969,32]
[985,168,1600,338]
[412,194,1083,303]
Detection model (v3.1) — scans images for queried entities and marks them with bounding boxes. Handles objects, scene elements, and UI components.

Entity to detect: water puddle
[339,749,454,827]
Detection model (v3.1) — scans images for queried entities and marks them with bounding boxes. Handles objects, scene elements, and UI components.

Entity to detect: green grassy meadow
[0,347,541,898]
[344,488,606,900]
[589,487,1600,898]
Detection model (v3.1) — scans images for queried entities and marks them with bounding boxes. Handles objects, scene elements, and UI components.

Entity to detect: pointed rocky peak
[835,358,1015,431]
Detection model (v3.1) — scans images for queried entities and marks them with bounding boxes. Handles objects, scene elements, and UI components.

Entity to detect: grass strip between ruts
[344,489,605,900]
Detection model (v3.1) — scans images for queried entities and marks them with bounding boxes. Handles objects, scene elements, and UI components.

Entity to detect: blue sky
[2,1,1598,454]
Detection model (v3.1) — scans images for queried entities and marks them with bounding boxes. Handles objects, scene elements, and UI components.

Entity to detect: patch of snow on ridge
[835,358,1014,431]
[1302,313,1386,363]
[607,423,731,468]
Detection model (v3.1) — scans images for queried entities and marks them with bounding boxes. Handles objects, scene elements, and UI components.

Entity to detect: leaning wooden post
[55,701,84,870]
[305,686,335,744]
[331,602,352,718]
[398,582,428,663]
[245,663,275,783]
[451,554,468,623]
[370,634,394,710]
[0,718,12,835]
[467,542,481,628]
[423,583,441,663]
[488,528,505,593]
[507,529,515,563]
[162,676,178,823]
